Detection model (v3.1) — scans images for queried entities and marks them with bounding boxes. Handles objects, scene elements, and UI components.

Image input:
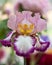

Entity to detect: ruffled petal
[35,42,50,51]
[7,11,47,34]
[35,13,47,32]
[13,36,35,56]
[0,31,15,47]
[34,35,50,51]
[14,0,51,14]
[7,14,17,30]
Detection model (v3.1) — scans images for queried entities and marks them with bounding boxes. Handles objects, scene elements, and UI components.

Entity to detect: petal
[7,14,17,30]
[0,31,15,47]
[40,35,50,42]
[35,42,50,52]
[35,13,47,32]
[34,35,50,51]
[14,0,51,14]
[22,11,32,19]
[15,11,23,22]
[13,36,35,56]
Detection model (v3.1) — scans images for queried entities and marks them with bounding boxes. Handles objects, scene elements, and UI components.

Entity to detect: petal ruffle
[7,11,47,34]
[13,36,36,57]
[34,42,50,51]
[35,13,47,32]
[14,0,51,14]
[14,45,34,57]
[34,35,50,51]
[7,14,17,30]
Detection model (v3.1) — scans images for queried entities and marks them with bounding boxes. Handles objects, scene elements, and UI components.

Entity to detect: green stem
[24,57,26,65]
[30,54,36,65]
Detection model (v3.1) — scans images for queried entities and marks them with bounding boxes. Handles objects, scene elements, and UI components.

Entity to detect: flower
[7,11,47,33]
[14,0,51,15]
[0,11,50,57]
[0,46,11,64]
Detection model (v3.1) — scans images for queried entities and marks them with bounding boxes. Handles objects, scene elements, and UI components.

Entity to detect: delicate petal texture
[7,14,17,30]
[35,42,50,51]
[34,35,50,51]
[7,11,47,34]
[14,0,52,14]
[33,13,47,32]
[0,31,14,47]
[13,35,36,56]
[13,35,50,56]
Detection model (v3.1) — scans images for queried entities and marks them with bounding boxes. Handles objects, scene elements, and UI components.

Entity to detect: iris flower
[0,11,50,57]
[14,0,51,15]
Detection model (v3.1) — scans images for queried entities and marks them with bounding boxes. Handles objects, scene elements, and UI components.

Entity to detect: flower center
[18,23,34,35]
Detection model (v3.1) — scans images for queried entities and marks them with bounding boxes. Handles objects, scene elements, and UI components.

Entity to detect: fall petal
[13,35,35,56]
[0,31,14,47]
[34,35,50,51]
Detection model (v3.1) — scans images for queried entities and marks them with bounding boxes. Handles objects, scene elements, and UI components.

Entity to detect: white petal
[15,36,33,53]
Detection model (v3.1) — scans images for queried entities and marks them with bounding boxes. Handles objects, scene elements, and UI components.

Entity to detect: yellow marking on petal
[30,24,34,29]
[20,29,25,34]
[26,29,33,34]
[17,23,34,35]
[23,24,28,29]
[18,24,22,28]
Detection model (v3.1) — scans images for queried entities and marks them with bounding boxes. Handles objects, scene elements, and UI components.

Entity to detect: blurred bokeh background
[0,0,52,65]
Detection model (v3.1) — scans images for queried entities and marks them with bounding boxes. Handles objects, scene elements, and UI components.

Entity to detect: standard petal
[7,14,17,30]
[34,13,47,32]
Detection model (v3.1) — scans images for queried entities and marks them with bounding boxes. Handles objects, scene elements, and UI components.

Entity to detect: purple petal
[0,40,11,47]
[34,35,50,51]
[13,36,36,57]
[14,44,34,57]
[0,31,15,47]
[40,35,50,42]
[34,42,50,51]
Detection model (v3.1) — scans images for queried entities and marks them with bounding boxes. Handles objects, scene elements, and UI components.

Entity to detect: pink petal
[14,0,51,14]
[22,11,32,18]
[7,14,17,30]
[7,11,47,33]
[36,19,47,32]
[34,13,47,32]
